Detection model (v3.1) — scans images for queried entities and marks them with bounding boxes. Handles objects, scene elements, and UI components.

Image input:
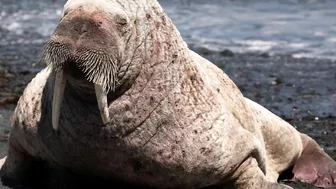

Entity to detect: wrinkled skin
[0,0,335,189]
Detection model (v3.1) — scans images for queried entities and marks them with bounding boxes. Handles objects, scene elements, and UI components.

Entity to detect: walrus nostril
[73,21,90,34]
[81,22,89,33]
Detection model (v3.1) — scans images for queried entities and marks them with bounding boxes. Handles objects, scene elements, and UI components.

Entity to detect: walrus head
[42,0,145,130]
[42,0,186,130]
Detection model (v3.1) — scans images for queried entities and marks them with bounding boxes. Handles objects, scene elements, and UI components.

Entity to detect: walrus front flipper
[291,134,336,188]
[233,157,293,189]
[0,141,32,188]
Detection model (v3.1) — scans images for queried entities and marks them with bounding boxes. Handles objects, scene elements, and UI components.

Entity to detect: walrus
[0,0,335,188]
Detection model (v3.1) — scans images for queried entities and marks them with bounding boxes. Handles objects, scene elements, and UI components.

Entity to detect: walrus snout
[52,14,113,51]
[44,9,129,82]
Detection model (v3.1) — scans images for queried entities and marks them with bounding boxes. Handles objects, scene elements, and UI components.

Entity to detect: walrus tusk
[52,70,67,130]
[94,84,110,124]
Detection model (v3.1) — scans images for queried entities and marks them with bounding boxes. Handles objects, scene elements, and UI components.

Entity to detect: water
[162,0,336,59]
[1,0,336,59]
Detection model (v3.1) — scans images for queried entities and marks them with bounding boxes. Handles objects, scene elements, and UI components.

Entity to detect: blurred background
[1,0,336,58]
[0,0,335,187]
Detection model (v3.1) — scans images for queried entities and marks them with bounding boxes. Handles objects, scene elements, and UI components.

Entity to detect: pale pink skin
[0,0,335,189]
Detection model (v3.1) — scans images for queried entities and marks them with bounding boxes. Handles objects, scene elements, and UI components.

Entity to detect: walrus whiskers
[76,50,119,93]
[42,41,70,71]
[42,43,120,130]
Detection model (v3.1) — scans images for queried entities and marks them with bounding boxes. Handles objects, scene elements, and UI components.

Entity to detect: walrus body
[1,0,335,189]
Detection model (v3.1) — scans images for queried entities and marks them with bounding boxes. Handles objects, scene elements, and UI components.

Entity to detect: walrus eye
[118,18,128,26]
[115,14,129,26]
[62,10,70,18]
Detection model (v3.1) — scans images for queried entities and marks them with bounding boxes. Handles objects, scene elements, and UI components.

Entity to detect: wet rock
[219,49,234,57]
